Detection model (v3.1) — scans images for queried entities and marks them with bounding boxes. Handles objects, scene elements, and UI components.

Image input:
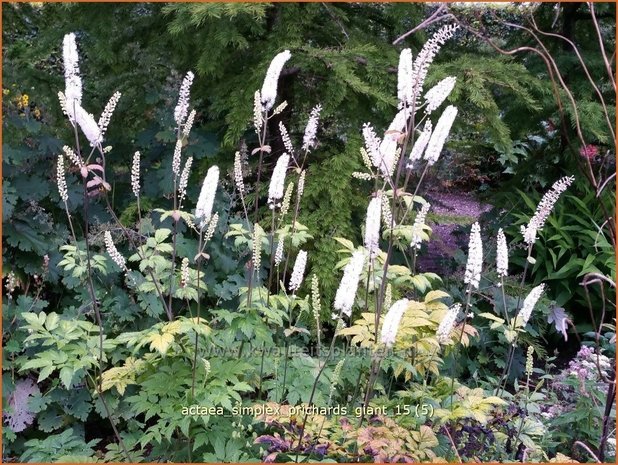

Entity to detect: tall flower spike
[180,257,190,288]
[397,49,413,109]
[274,235,285,267]
[364,197,382,259]
[521,176,575,246]
[377,108,410,177]
[280,182,294,218]
[63,145,84,169]
[437,303,461,344]
[233,151,245,194]
[380,299,410,347]
[496,228,508,278]
[518,284,545,328]
[410,24,458,105]
[311,274,321,326]
[411,202,431,249]
[334,250,366,317]
[57,154,68,203]
[75,105,103,147]
[62,33,82,121]
[381,193,392,228]
[464,222,483,290]
[183,109,196,139]
[289,250,308,292]
[195,166,220,228]
[131,151,140,198]
[178,157,193,204]
[261,50,292,112]
[297,170,306,200]
[104,231,127,272]
[98,91,121,136]
[253,90,264,134]
[204,212,219,243]
[268,153,290,208]
[174,71,194,126]
[252,224,263,271]
[362,123,381,168]
[424,76,456,114]
[424,105,458,166]
[172,140,183,178]
[302,104,322,152]
[279,121,294,154]
[408,120,432,168]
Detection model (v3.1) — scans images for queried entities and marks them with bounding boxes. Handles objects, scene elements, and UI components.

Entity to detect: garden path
[416,190,491,274]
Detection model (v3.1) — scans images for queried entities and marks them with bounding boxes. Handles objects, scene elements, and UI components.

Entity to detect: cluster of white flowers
[311,274,321,327]
[334,250,366,317]
[364,197,382,259]
[104,231,127,271]
[280,182,294,218]
[253,90,264,133]
[496,228,508,278]
[380,193,392,228]
[204,212,219,243]
[289,250,308,292]
[61,33,107,147]
[267,153,290,208]
[172,140,183,178]
[464,222,483,289]
[274,235,285,267]
[329,358,345,401]
[297,170,306,200]
[408,120,432,168]
[521,176,575,245]
[302,104,322,152]
[252,224,263,271]
[525,346,534,376]
[410,24,458,105]
[62,33,82,119]
[62,145,83,169]
[397,48,413,108]
[411,202,431,249]
[131,151,140,198]
[380,299,410,347]
[362,123,381,168]
[437,303,461,344]
[98,91,122,136]
[178,156,193,205]
[261,50,292,112]
[195,166,219,228]
[279,121,294,154]
[233,151,245,194]
[424,105,458,165]
[180,257,190,288]
[174,71,194,126]
[518,284,545,328]
[183,109,196,139]
[424,76,456,113]
[75,106,103,147]
[377,108,410,177]
[56,154,68,203]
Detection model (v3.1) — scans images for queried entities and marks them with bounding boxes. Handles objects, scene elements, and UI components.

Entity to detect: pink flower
[579,144,598,159]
